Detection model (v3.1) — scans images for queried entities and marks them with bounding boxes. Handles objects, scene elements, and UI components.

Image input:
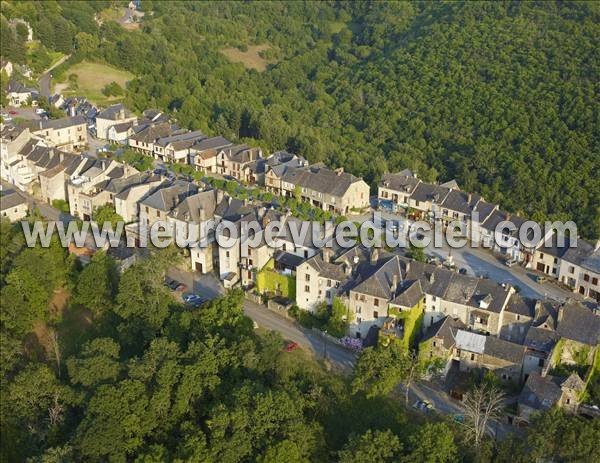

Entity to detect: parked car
[183,293,206,307]
[412,400,434,413]
[8,110,18,115]
[505,258,518,267]
[35,108,46,115]
[283,341,299,352]
[174,282,187,292]
[536,275,547,284]
[459,267,468,275]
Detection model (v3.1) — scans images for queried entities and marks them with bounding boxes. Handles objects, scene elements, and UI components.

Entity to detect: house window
[566,398,571,404]
[569,266,574,274]
[538,358,544,367]
[517,315,520,321]
[373,311,378,319]
[470,353,475,361]
[540,253,544,259]
[374,298,379,307]
[584,274,590,282]
[305,274,310,282]
[305,285,310,292]
[327,279,331,286]
[356,307,361,314]
[226,251,230,258]
[432,341,437,347]
[592,277,598,286]
[156,210,160,217]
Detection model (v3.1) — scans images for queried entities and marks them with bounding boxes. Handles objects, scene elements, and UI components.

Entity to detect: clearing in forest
[53,60,134,105]
[220,44,275,71]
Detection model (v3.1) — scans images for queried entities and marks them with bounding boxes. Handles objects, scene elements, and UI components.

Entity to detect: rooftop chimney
[118,107,125,120]
[391,273,399,295]
[370,247,379,264]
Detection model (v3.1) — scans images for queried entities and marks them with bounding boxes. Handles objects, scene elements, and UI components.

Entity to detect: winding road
[38,54,71,98]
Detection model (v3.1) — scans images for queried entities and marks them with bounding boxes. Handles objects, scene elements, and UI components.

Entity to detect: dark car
[459,267,468,275]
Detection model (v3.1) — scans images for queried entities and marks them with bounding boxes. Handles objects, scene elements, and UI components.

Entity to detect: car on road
[9,110,18,115]
[35,108,46,115]
[505,258,518,267]
[283,341,299,352]
[412,400,434,413]
[183,293,206,307]
[459,267,468,275]
[2,115,12,122]
[536,275,547,284]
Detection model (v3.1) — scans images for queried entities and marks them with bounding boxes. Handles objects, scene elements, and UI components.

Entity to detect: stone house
[454,329,525,383]
[96,104,137,140]
[280,164,370,215]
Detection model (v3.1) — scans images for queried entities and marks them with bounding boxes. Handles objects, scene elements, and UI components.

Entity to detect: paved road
[38,54,71,97]
[243,298,357,373]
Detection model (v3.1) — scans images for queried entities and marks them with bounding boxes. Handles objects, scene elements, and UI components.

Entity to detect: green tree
[67,337,121,388]
[338,429,402,463]
[352,342,408,398]
[403,423,457,463]
[74,250,118,316]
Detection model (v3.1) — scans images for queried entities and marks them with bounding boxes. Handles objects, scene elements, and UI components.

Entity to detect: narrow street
[37,54,71,97]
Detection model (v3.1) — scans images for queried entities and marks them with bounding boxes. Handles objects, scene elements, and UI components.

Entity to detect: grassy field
[97,7,123,23]
[220,44,274,72]
[54,60,134,105]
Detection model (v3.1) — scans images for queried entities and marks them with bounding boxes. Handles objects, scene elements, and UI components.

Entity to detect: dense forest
[1,1,599,238]
[1,218,599,462]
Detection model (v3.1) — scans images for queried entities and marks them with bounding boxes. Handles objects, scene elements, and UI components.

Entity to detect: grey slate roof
[27,115,86,131]
[0,189,28,210]
[380,171,421,194]
[274,251,305,269]
[390,279,424,307]
[505,295,535,317]
[421,316,466,349]
[524,326,560,353]
[129,122,176,144]
[281,164,365,198]
[519,373,562,411]
[139,180,199,212]
[97,103,134,121]
[440,189,483,215]
[305,251,348,281]
[409,182,450,204]
[156,130,205,148]
[557,302,600,346]
[191,136,232,153]
[170,189,218,223]
[484,335,525,364]
[351,255,403,299]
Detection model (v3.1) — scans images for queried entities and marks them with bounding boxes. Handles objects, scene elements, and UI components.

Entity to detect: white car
[505,258,518,267]
[35,108,46,115]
